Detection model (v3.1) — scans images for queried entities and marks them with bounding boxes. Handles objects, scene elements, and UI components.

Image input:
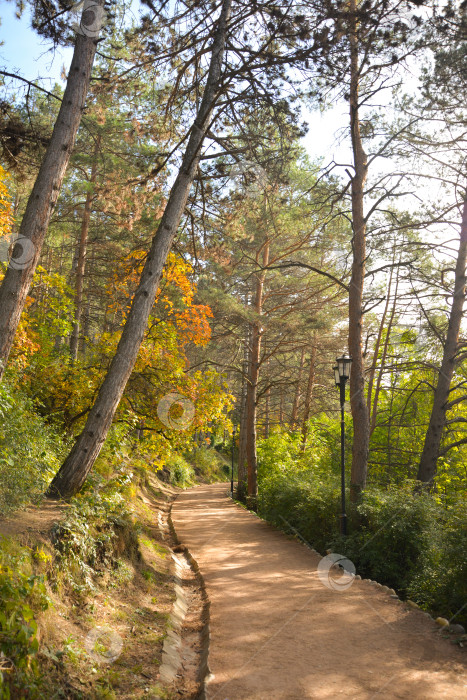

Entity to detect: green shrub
[0,381,65,516]
[257,421,349,482]
[165,454,195,487]
[406,498,467,626]
[0,539,49,699]
[331,485,439,595]
[51,469,138,595]
[185,446,229,482]
[258,470,341,551]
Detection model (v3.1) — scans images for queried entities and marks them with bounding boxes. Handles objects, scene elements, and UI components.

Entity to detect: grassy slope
[0,472,203,699]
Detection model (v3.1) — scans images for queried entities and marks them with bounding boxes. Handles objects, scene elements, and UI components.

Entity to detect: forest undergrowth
[0,379,227,698]
[254,429,467,631]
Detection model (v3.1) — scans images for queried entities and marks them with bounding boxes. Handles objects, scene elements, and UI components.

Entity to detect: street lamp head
[232,424,237,435]
[336,354,352,381]
[333,365,340,387]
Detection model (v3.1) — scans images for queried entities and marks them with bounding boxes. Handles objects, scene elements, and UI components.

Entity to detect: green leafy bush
[259,470,341,551]
[164,453,195,487]
[186,446,229,482]
[0,381,65,516]
[0,540,49,699]
[51,469,138,595]
[257,420,349,482]
[406,499,467,625]
[331,485,439,594]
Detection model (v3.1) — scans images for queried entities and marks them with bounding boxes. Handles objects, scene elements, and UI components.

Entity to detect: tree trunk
[366,262,394,421]
[264,385,270,438]
[70,135,101,361]
[417,197,467,484]
[47,0,232,499]
[369,265,400,436]
[81,300,92,356]
[300,345,317,451]
[236,318,250,501]
[290,347,305,427]
[245,240,269,508]
[348,0,370,501]
[0,2,104,379]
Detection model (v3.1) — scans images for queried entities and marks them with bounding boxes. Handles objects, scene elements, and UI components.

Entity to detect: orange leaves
[162,254,194,304]
[0,166,32,368]
[96,248,220,441]
[175,305,213,346]
[0,164,12,241]
[159,255,212,347]
[106,250,212,348]
[9,315,40,370]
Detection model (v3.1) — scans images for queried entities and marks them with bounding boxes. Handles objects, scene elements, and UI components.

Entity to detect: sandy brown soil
[171,483,467,700]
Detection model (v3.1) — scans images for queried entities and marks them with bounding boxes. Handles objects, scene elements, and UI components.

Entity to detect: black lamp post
[334,354,352,536]
[231,424,237,498]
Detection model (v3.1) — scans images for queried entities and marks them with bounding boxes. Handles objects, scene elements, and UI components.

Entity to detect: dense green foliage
[257,428,467,628]
[51,470,138,597]
[165,453,196,487]
[0,381,66,516]
[0,541,49,699]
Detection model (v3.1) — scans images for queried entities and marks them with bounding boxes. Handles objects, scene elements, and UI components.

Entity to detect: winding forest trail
[171,483,466,700]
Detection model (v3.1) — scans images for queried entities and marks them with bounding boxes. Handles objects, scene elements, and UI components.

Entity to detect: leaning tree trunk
[245,240,269,508]
[0,2,104,379]
[70,135,101,361]
[366,260,394,422]
[348,0,370,501]
[369,264,400,436]
[417,197,467,484]
[47,0,232,499]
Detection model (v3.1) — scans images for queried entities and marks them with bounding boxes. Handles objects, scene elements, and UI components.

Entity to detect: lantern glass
[333,366,340,386]
[336,354,352,380]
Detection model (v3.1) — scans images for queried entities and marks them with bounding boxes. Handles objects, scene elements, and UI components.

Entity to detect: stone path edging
[168,499,212,700]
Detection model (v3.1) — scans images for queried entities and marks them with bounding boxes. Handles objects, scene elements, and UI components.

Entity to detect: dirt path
[0,498,66,538]
[171,483,466,700]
